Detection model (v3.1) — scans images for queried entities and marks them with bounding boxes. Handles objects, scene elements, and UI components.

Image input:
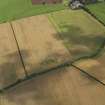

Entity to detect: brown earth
[1,66,105,105]
[74,53,105,83]
[11,15,70,75]
[32,0,62,4]
[0,14,105,105]
[0,23,25,89]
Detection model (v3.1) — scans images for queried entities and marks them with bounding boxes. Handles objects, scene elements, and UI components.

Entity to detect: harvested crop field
[1,9,105,105]
[48,9,105,59]
[0,0,65,23]
[87,3,105,24]
[0,15,70,89]
[11,15,70,75]
[1,66,105,105]
[74,48,105,84]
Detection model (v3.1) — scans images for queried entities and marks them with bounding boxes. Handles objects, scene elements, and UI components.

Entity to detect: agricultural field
[74,50,105,84]
[48,8,105,89]
[1,66,105,105]
[1,1,105,105]
[0,23,25,89]
[0,15,70,89]
[87,2,105,24]
[0,0,66,23]
[48,9,105,59]
[11,15,70,75]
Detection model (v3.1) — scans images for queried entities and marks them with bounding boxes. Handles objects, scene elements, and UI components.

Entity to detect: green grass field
[48,9,105,59]
[87,2,105,24]
[0,0,66,23]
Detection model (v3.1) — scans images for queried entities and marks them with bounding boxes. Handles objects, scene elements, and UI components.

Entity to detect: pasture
[87,2,105,24]
[0,0,65,23]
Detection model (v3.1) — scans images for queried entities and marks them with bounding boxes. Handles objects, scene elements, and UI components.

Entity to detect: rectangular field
[0,0,65,23]
[48,9,105,59]
[11,15,70,75]
[1,66,105,105]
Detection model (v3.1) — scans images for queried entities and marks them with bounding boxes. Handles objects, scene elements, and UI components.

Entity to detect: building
[32,0,62,4]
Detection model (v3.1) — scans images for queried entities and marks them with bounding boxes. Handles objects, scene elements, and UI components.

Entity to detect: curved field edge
[1,38,105,93]
[48,9,105,85]
[48,9,105,60]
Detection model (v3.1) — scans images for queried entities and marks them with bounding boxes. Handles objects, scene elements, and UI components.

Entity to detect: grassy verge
[48,9,105,59]
[87,2,105,24]
[0,0,66,23]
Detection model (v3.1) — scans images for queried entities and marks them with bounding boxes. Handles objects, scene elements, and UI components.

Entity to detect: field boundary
[48,13,105,61]
[1,11,105,93]
[0,3,67,24]
[10,23,28,77]
[0,30,105,93]
[1,37,105,93]
[48,13,105,85]
[82,7,105,27]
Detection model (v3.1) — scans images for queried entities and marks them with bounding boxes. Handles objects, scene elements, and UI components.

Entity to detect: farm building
[32,0,62,4]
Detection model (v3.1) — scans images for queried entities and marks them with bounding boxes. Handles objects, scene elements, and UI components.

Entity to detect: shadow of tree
[54,25,105,58]
[1,26,105,105]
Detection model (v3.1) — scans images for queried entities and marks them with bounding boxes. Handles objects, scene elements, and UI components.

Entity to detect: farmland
[48,9,105,59]
[1,65,105,105]
[0,23,25,89]
[11,15,70,75]
[87,2,105,24]
[0,15,70,89]
[0,1,105,105]
[74,53,105,84]
[0,0,65,23]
